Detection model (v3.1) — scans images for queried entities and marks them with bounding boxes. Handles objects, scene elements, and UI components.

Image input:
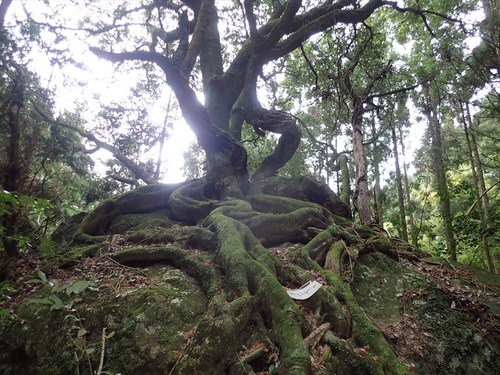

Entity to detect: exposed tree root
[81,182,187,235]
[111,246,217,298]
[67,177,423,374]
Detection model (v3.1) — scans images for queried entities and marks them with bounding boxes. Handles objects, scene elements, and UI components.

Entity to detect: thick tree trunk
[352,100,372,224]
[0,0,12,29]
[371,119,382,225]
[391,123,409,242]
[424,83,456,260]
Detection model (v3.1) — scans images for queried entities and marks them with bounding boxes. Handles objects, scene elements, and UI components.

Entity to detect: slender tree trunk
[461,100,496,273]
[391,122,409,242]
[372,161,382,224]
[424,83,457,260]
[352,99,372,224]
[339,154,351,208]
[2,75,24,257]
[371,116,382,224]
[153,93,173,183]
[399,127,419,247]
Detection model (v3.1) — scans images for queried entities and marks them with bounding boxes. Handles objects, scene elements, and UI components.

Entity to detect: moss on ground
[2,179,499,375]
[0,266,207,375]
[352,252,500,374]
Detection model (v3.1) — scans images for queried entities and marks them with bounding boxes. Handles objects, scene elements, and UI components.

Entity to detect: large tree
[2,1,499,374]
[88,0,420,200]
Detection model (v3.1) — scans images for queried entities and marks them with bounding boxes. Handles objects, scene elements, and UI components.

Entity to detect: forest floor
[2,247,499,374]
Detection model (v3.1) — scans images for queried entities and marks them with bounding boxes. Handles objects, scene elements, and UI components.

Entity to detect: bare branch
[265,0,383,61]
[366,82,420,101]
[300,44,320,91]
[382,0,464,37]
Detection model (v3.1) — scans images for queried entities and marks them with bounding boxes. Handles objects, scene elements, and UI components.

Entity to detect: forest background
[1,0,498,271]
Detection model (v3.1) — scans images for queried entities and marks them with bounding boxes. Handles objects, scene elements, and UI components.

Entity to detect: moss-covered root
[295,247,410,375]
[112,246,217,298]
[249,175,352,219]
[168,179,222,224]
[80,183,185,235]
[178,208,311,374]
[214,197,331,246]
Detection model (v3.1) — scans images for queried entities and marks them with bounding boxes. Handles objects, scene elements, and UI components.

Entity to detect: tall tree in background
[422,80,457,260]
[0,2,113,258]
[387,102,410,242]
[396,100,420,247]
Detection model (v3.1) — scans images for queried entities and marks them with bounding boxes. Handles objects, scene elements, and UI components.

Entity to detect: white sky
[7,0,196,183]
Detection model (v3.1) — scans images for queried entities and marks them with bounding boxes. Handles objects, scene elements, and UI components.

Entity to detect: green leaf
[0,308,12,319]
[64,314,78,321]
[48,294,65,310]
[77,328,87,337]
[106,331,115,339]
[85,348,95,355]
[65,280,90,296]
[37,270,47,283]
[30,297,55,306]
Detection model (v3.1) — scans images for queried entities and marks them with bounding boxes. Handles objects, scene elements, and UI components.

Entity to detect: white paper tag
[286,280,322,300]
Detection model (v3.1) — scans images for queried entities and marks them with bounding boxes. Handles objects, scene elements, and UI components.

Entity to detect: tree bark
[399,126,419,247]
[371,117,382,225]
[0,0,12,29]
[424,82,456,260]
[352,98,372,224]
[339,154,351,208]
[460,99,496,273]
[390,120,409,242]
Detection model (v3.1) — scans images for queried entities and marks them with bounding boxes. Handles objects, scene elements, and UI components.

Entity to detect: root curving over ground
[72,176,426,374]
[3,176,498,375]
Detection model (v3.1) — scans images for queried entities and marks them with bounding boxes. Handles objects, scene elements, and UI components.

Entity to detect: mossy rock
[0,266,207,375]
[351,252,500,374]
[351,252,426,322]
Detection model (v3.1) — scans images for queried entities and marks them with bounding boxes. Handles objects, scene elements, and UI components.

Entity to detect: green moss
[469,267,500,287]
[351,252,500,374]
[408,287,499,374]
[352,252,425,320]
[325,240,345,273]
[56,242,108,267]
[0,267,207,375]
[202,209,311,374]
[293,248,409,374]
[112,246,217,298]
[107,209,172,234]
